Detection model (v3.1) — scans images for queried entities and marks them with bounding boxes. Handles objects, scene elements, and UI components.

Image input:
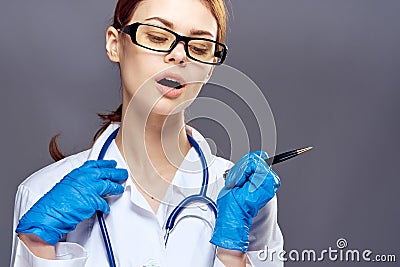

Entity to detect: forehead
[130,0,218,38]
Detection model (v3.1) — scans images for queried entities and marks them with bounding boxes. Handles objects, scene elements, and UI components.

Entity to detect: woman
[11,0,283,266]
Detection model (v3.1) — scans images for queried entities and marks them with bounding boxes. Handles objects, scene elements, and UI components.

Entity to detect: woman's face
[106,0,218,116]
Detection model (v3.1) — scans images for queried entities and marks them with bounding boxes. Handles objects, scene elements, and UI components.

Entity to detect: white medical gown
[11,123,284,267]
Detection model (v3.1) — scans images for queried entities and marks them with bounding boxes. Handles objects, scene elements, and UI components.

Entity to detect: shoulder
[210,155,233,176]
[19,149,90,198]
[207,155,233,199]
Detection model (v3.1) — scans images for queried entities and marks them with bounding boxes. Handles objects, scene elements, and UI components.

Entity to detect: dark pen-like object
[223,146,313,179]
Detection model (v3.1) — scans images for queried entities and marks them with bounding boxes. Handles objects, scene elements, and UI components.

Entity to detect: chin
[150,97,194,116]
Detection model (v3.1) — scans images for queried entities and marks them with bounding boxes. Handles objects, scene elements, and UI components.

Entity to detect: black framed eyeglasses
[120,22,227,65]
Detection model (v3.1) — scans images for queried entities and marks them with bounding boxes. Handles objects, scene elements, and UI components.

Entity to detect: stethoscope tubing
[97,128,119,267]
[164,134,217,245]
[96,127,215,267]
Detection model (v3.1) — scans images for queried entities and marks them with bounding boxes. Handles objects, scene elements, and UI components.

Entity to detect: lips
[155,72,186,88]
[154,71,186,98]
[157,78,183,89]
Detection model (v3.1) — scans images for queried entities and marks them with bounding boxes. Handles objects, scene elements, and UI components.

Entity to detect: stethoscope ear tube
[164,195,217,245]
[97,128,120,267]
[97,211,117,267]
[164,134,217,246]
[95,127,215,267]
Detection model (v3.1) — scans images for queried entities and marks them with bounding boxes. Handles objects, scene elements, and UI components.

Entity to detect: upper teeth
[165,78,180,84]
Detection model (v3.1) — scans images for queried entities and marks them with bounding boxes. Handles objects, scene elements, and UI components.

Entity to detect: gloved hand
[16,160,128,245]
[210,151,280,252]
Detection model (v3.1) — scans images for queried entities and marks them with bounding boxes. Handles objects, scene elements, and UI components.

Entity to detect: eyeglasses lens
[135,24,224,64]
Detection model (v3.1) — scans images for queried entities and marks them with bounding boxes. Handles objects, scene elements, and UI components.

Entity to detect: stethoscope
[96,127,217,267]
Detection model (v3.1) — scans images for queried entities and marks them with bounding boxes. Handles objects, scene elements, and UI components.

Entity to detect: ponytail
[49,104,122,161]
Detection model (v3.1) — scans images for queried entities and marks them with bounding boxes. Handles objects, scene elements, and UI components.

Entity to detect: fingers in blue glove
[79,160,128,182]
[67,160,128,197]
[210,151,281,252]
[224,151,272,190]
[81,190,111,214]
[98,168,129,183]
[99,179,125,196]
[16,159,129,245]
[82,159,117,168]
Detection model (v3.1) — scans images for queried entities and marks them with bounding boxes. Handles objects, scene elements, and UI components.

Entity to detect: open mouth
[156,77,184,89]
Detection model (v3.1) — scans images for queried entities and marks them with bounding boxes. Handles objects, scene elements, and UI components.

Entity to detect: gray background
[1,0,399,266]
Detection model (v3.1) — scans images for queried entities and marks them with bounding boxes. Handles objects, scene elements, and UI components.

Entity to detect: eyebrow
[144,17,215,38]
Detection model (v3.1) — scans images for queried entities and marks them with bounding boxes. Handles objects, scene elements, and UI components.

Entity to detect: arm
[210,151,281,267]
[11,160,127,267]
[18,234,55,260]
[11,185,87,267]
[246,196,284,266]
[216,247,247,267]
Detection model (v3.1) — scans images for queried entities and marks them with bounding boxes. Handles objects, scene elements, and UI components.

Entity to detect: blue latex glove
[16,160,128,245]
[210,151,280,252]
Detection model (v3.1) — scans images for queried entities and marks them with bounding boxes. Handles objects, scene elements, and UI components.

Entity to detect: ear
[106,26,120,63]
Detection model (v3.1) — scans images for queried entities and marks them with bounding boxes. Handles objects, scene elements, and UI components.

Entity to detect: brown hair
[49,0,228,161]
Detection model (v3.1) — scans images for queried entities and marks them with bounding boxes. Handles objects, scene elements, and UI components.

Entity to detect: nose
[164,41,187,66]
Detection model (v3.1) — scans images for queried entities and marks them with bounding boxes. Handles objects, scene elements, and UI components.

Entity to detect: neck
[114,103,192,192]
